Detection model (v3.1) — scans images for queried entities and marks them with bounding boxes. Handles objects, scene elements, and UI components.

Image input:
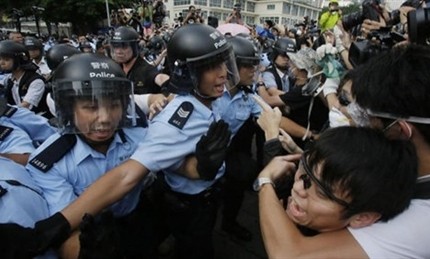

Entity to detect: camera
[408,8,430,45]
[342,0,381,32]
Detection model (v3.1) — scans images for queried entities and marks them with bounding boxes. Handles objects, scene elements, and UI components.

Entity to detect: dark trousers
[159,177,222,259]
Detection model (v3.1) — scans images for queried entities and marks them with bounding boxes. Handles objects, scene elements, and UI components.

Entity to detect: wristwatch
[253,177,275,191]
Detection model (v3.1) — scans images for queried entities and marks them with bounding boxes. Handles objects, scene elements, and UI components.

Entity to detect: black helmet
[52,53,136,133]
[167,24,239,94]
[271,38,296,61]
[110,26,140,59]
[226,36,260,69]
[46,44,82,71]
[24,36,44,52]
[0,40,33,72]
[147,35,165,54]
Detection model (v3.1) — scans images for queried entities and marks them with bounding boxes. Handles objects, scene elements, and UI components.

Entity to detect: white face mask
[329,107,350,128]
[346,102,371,127]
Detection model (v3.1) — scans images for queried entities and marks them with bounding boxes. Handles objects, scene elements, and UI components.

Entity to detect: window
[173,0,191,5]
[209,0,221,7]
[282,3,290,14]
[245,16,255,24]
[224,0,234,9]
[292,5,298,16]
[195,0,207,6]
[247,2,255,12]
[267,4,275,10]
[299,7,305,16]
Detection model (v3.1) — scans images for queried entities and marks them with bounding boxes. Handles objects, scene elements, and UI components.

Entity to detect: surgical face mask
[329,107,350,128]
[346,102,371,127]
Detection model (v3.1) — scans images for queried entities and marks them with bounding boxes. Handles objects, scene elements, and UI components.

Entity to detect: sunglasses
[300,151,350,208]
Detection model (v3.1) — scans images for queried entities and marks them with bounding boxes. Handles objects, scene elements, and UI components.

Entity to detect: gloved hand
[34,212,71,253]
[78,212,123,259]
[196,120,231,180]
[0,223,38,258]
[0,212,71,258]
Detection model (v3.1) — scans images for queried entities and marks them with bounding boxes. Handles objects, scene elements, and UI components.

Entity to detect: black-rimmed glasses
[300,151,350,208]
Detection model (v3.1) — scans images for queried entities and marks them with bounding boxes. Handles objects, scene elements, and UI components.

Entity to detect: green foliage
[321,2,361,16]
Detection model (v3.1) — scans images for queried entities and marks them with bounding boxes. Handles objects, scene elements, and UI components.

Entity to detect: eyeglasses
[300,151,350,208]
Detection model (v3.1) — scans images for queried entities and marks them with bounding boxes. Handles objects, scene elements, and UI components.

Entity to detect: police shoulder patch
[29,134,77,173]
[0,125,13,141]
[168,101,194,129]
[2,106,17,118]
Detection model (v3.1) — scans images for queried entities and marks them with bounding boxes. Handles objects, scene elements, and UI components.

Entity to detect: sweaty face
[197,62,228,98]
[73,98,123,143]
[286,160,351,232]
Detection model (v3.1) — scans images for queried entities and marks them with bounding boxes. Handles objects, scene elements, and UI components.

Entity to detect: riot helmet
[0,40,35,72]
[147,35,165,55]
[52,53,136,134]
[110,26,140,63]
[24,36,44,60]
[79,41,94,53]
[46,44,82,71]
[226,36,260,69]
[271,38,297,61]
[166,24,239,95]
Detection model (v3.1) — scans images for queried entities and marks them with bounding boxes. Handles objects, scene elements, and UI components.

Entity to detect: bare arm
[258,156,368,259]
[0,153,30,166]
[60,159,148,230]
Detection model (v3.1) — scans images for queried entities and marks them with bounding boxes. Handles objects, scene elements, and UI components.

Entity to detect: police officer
[260,38,297,97]
[47,24,235,259]
[0,40,49,116]
[212,36,261,241]
[24,36,51,79]
[110,26,169,94]
[26,53,157,258]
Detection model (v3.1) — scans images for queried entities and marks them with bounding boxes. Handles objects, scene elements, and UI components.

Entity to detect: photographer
[152,0,166,29]
[319,0,342,32]
[183,5,204,25]
[225,4,244,25]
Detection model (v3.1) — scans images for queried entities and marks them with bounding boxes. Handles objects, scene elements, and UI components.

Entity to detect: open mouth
[286,196,307,222]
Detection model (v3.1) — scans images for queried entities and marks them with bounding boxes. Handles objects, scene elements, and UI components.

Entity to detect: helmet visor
[186,46,240,91]
[53,78,136,134]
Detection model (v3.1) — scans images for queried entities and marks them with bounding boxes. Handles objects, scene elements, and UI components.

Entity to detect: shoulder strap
[265,66,283,91]
[0,125,13,141]
[413,180,430,199]
[1,105,17,118]
[29,134,77,173]
[134,103,148,128]
[168,101,194,130]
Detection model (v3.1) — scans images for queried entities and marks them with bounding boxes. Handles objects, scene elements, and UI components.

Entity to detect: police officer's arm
[257,85,285,107]
[60,159,148,230]
[154,73,169,87]
[258,156,368,258]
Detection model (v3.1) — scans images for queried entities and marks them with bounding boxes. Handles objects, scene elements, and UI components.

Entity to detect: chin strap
[193,89,218,102]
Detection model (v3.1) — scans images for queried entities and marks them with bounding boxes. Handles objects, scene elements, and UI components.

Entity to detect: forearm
[259,184,303,258]
[177,155,201,179]
[279,117,311,139]
[0,153,29,165]
[58,231,80,259]
[61,160,147,230]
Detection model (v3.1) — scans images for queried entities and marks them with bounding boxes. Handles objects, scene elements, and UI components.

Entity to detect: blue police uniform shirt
[0,120,35,154]
[1,105,56,145]
[131,94,225,195]
[213,89,261,136]
[0,156,50,227]
[262,68,290,93]
[27,128,148,217]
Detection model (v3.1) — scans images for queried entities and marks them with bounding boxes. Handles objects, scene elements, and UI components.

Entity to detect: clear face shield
[109,41,138,62]
[53,78,136,134]
[186,46,240,92]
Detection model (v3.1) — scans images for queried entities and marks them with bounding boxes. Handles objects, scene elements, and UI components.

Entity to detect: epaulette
[0,125,13,141]
[1,106,17,118]
[168,101,194,130]
[134,103,148,128]
[414,180,430,199]
[29,134,77,173]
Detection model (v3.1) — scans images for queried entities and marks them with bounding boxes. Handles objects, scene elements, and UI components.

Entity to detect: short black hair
[307,126,417,221]
[265,20,274,28]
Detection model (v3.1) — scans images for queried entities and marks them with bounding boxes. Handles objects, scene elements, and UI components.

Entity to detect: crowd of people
[0,0,429,258]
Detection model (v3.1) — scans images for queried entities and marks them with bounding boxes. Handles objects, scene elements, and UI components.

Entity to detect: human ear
[398,120,413,140]
[348,212,381,229]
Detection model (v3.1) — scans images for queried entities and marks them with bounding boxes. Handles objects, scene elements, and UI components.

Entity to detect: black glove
[196,120,231,180]
[0,223,39,258]
[78,212,123,259]
[0,212,70,258]
[33,212,71,253]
